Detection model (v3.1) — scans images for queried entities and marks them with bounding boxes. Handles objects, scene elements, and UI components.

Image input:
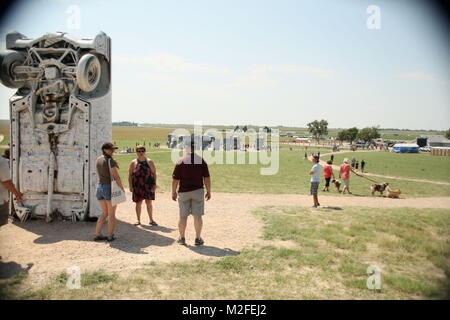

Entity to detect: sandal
[93,235,108,241]
[133,222,141,226]
[150,221,158,226]
[107,234,116,242]
[177,237,186,245]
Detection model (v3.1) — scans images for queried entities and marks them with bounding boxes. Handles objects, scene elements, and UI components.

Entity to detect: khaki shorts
[178,188,205,217]
[310,182,320,196]
[342,179,350,187]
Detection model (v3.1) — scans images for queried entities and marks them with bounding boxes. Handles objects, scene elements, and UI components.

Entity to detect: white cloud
[228,72,279,89]
[227,64,334,88]
[114,53,334,84]
[399,72,433,81]
[113,53,231,74]
[251,64,334,78]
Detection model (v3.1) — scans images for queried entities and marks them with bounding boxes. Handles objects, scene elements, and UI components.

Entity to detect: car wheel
[0,50,26,88]
[76,53,101,92]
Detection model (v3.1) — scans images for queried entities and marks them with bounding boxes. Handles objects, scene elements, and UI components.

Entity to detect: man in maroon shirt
[172,141,211,246]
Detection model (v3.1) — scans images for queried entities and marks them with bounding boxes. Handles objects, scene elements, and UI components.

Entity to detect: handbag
[108,158,126,206]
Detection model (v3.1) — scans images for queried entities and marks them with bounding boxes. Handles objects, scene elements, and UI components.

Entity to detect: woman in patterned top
[128,145,158,226]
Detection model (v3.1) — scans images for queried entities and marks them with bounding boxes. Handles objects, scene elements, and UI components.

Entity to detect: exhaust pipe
[46,151,55,222]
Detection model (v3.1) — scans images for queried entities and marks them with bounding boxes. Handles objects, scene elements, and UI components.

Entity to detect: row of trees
[233,125,272,133]
[112,121,138,127]
[337,127,380,143]
[307,119,381,143]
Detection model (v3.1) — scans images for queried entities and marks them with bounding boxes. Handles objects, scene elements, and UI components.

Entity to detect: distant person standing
[355,160,359,170]
[304,152,308,160]
[309,155,322,207]
[361,160,366,173]
[351,158,356,168]
[330,154,334,162]
[322,160,334,192]
[317,151,321,159]
[172,140,211,246]
[128,145,158,226]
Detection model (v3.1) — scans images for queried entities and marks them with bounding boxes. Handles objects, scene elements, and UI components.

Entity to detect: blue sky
[0,0,449,130]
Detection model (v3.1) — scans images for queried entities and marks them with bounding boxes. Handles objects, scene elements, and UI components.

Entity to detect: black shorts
[0,202,9,227]
[325,178,331,187]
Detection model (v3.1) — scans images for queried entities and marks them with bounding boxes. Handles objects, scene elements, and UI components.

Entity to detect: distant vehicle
[420,147,431,152]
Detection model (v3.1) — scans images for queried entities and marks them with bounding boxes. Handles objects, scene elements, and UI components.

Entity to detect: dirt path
[1,191,449,286]
[318,150,450,186]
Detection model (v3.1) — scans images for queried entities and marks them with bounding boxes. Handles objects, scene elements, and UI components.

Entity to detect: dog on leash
[331,179,342,193]
[387,188,401,198]
[371,182,389,196]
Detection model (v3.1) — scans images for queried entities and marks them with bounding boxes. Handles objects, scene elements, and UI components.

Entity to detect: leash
[356,173,380,184]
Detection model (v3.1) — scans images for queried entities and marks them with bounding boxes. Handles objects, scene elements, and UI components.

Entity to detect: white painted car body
[0,31,112,222]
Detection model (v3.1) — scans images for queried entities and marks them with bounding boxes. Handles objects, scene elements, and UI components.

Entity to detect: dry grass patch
[2,206,449,299]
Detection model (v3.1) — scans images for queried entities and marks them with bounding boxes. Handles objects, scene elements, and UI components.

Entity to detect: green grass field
[332,151,450,183]
[0,122,9,147]
[1,123,449,197]
[1,122,444,147]
[3,206,449,299]
[111,126,174,150]
[114,149,450,198]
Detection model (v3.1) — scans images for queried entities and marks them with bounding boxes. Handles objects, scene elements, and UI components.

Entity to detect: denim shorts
[96,184,112,201]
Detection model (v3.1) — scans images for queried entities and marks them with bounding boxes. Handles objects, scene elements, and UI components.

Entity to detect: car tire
[0,50,26,88]
[76,53,101,92]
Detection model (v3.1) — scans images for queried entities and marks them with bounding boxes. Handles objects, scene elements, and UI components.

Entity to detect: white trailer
[0,31,112,222]
[255,137,265,150]
[223,136,241,151]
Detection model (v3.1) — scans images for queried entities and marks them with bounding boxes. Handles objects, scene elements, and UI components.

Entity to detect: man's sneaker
[195,237,204,246]
[177,237,186,245]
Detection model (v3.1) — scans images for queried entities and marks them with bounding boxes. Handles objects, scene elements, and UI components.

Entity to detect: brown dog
[331,179,342,193]
[371,182,389,196]
[387,188,401,198]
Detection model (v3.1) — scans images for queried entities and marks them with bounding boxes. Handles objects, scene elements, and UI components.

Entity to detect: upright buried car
[0,31,112,222]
